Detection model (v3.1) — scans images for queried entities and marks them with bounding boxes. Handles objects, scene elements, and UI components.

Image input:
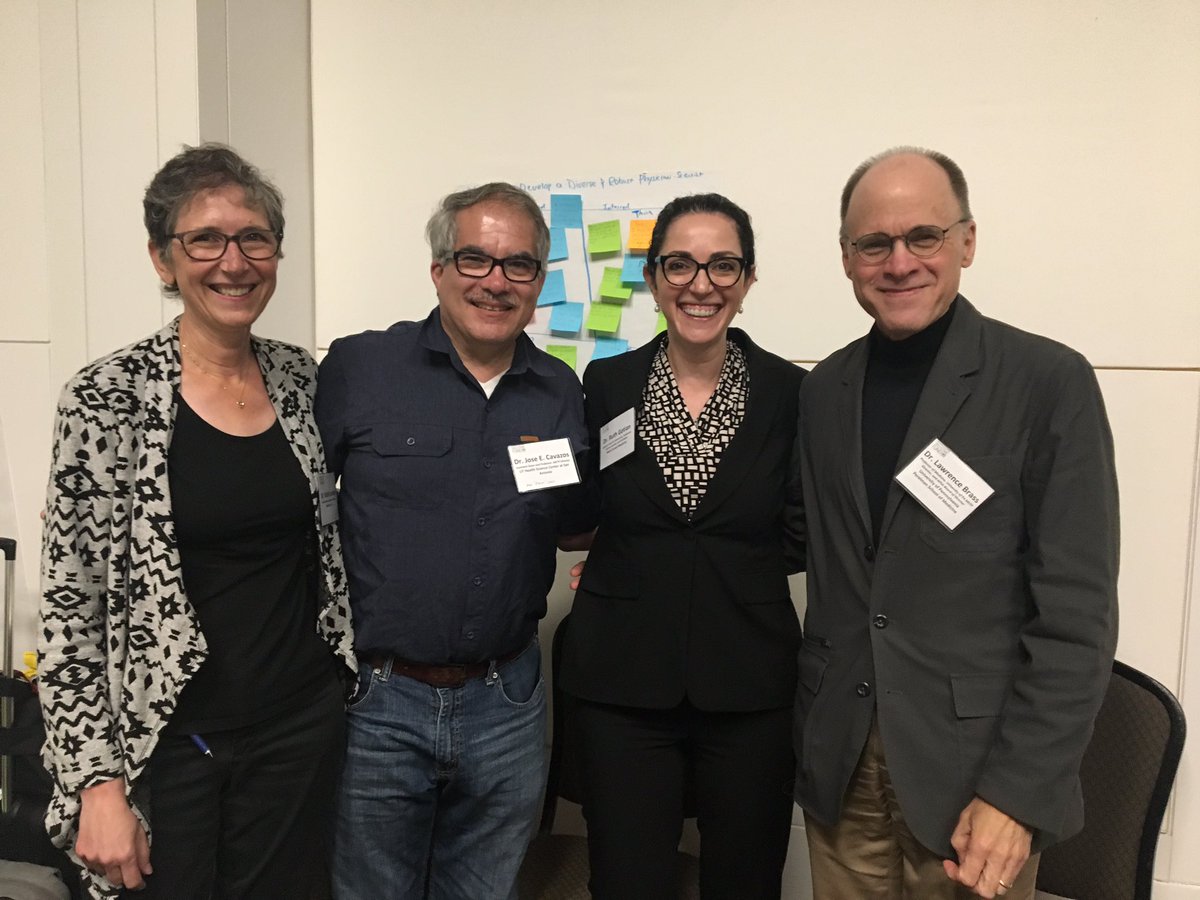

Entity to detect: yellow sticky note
[545,344,577,371]
[628,219,656,253]
[587,303,623,334]
[599,267,634,302]
[588,220,622,255]
[655,311,668,335]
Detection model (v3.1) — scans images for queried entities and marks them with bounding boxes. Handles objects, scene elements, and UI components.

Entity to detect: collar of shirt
[419,306,560,382]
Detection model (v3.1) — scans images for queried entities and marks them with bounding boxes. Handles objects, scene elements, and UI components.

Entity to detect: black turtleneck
[861,299,958,545]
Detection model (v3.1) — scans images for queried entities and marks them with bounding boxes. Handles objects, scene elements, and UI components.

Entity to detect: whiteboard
[311,0,1200,369]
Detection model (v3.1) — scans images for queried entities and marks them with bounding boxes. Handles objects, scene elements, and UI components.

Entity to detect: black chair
[1036,659,1186,900]
[516,614,700,899]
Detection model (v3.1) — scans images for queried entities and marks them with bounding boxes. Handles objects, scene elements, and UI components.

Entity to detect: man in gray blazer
[793,147,1119,899]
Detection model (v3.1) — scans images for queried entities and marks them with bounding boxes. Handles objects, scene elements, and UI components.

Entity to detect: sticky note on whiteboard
[550,194,583,229]
[628,219,655,252]
[545,344,578,371]
[548,227,568,262]
[588,220,622,256]
[537,269,567,306]
[591,337,629,360]
[599,267,633,302]
[587,303,622,333]
[550,302,584,335]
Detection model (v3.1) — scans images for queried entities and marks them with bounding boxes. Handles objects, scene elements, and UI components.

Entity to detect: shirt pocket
[369,422,454,509]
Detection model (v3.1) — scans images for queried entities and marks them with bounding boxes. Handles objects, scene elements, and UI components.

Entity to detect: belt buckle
[436,665,469,688]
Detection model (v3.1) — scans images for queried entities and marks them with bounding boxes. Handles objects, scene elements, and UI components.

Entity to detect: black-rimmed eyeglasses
[171,229,283,261]
[847,218,971,264]
[449,250,542,283]
[654,254,748,287]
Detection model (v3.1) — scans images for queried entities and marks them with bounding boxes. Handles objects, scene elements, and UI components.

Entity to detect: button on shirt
[315,308,596,664]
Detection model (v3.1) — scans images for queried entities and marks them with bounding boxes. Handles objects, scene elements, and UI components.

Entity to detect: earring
[738,304,745,314]
[653,304,660,313]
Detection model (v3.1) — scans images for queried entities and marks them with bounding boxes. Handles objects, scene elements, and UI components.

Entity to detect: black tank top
[166,394,335,733]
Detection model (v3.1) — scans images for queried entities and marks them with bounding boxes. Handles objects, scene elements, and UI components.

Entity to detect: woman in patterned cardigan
[38,144,356,899]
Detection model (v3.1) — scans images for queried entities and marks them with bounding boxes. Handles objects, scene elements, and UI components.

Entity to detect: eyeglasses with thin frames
[847,218,971,264]
[171,229,282,261]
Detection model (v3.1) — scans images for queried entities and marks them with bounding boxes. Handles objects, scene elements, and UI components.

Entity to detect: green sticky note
[655,311,668,335]
[586,303,622,334]
[545,344,577,371]
[599,267,633,302]
[588,220,622,255]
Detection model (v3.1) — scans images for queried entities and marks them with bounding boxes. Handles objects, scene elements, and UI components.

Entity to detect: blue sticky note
[548,227,568,262]
[538,269,566,307]
[550,194,583,229]
[550,301,584,335]
[621,256,646,283]
[591,337,629,361]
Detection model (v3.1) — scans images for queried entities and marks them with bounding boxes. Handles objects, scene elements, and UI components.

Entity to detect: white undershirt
[478,370,507,398]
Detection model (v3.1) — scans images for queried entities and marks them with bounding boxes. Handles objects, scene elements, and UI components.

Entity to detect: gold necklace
[181,342,252,409]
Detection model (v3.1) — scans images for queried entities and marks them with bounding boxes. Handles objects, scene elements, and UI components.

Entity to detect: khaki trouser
[804,717,1038,899]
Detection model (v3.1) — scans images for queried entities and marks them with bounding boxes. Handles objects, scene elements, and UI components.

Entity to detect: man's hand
[568,559,586,590]
[942,796,1031,898]
[77,777,152,889]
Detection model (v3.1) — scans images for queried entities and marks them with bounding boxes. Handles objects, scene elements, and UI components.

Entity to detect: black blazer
[559,329,806,712]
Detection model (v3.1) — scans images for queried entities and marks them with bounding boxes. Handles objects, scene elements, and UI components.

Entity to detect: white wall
[0,0,313,659]
[3,1,1199,897]
[1,0,202,667]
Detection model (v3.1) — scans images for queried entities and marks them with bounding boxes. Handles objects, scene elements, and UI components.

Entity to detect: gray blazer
[793,297,1119,856]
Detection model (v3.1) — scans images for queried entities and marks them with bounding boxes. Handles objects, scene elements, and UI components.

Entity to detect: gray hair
[144,143,285,295]
[426,183,550,265]
[839,146,972,239]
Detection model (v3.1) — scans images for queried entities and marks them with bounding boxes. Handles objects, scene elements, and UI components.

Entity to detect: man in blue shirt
[316,182,596,899]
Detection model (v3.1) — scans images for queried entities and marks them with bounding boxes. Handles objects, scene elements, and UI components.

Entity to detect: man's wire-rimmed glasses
[847,218,971,264]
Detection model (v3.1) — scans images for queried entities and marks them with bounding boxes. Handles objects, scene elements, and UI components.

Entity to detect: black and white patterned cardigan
[38,318,356,897]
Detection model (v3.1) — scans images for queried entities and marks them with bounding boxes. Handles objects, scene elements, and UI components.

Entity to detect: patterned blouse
[638,339,749,519]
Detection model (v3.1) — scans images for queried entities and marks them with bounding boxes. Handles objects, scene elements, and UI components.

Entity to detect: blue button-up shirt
[315,308,596,663]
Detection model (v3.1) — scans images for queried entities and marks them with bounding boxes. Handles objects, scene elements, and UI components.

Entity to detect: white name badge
[508,437,581,493]
[599,408,636,470]
[317,472,339,526]
[894,438,994,531]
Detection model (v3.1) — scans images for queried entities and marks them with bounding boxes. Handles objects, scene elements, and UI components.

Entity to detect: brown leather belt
[361,641,530,688]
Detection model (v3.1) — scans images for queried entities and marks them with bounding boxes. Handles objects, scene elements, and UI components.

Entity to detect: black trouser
[572,698,795,900]
[131,675,344,900]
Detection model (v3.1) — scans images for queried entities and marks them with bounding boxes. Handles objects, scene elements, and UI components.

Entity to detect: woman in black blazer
[559,194,806,899]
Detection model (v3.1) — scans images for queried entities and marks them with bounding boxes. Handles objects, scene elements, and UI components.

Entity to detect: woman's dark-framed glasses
[655,254,747,287]
[848,218,971,264]
[451,250,542,283]
[171,229,282,261]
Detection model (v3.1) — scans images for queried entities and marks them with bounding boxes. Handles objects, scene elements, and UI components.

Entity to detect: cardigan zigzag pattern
[38,319,356,899]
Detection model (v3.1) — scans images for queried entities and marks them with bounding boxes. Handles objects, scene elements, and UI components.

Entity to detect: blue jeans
[332,639,546,900]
